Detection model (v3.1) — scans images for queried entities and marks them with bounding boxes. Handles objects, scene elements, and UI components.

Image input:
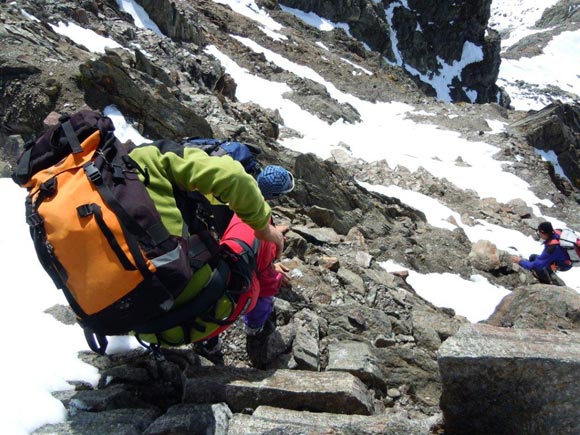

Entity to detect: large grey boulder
[438,323,580,435]
[468,239,511,271]
[486,285,580,331]
[327,341,387,391]
[144,403,232,435]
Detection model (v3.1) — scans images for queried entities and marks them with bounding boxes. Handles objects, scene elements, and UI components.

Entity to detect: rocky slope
[1,0,580,434]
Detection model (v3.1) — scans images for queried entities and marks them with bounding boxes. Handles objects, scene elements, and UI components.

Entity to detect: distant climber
[512,221,571,286]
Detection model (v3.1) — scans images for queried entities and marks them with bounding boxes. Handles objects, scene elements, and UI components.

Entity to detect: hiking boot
[245,319,278,368]
[244,319,275,339]
[549,271,566,287]
[244,323,264,337]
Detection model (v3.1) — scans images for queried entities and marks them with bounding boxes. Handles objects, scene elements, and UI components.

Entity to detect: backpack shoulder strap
[83,160,170,247]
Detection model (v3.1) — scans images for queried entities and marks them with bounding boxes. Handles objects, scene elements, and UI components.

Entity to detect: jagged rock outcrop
[292,152,426,235]
[0,0,286,161]
[438,323,580,435]
[280,0,505,104]
[137,0,205,44]
[0,3,91,162]
[509,101,580,189]
[503,0,580,60]
[79,48,213,140]
[537,0,580,29]
[280,0,391,54]
[282,76,362,124]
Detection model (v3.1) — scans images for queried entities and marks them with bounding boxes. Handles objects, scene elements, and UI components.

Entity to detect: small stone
[374,335,396,348]
[387,388,401,399]
[319,256,340,271]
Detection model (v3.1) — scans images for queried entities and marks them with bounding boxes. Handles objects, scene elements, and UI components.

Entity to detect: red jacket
[221,214,282,298]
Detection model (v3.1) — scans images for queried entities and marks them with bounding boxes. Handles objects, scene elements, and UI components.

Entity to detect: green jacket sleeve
[129,142,271,235]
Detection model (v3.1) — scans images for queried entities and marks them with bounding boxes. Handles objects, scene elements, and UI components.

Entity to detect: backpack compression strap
[12,141,34,185]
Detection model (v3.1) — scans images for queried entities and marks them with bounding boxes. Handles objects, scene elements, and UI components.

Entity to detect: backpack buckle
[112,162,124,181]
[26,212,44,227]
[77,204,94,218]
[39,177,57,196]
[84,163,102,184]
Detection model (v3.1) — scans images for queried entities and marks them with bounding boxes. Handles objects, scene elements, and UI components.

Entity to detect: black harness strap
[83,162,168,280]
[231,238,260,267]
[224,237,260,298]
[84,329,109,355]
[57,284,109,354]
[83,161,170,246]
[199,238,260,326]
[133,259,231,335]
[77,203,137,271]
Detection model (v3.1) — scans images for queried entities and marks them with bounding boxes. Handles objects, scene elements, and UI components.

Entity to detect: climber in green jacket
[129,139,284,250]
[127,139,285,346]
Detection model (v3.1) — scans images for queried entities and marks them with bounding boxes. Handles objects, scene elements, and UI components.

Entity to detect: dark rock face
[283,0,392,56]
[292,152,429,236]
[0,4,90,149]
[79,49,213,140]
[509,101,580,189]
[138,0,205,44]
[280,0,505,104]
[460,28,504,104]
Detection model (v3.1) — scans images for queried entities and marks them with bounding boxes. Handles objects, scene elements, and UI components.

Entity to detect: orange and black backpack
[11,110,254,354]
